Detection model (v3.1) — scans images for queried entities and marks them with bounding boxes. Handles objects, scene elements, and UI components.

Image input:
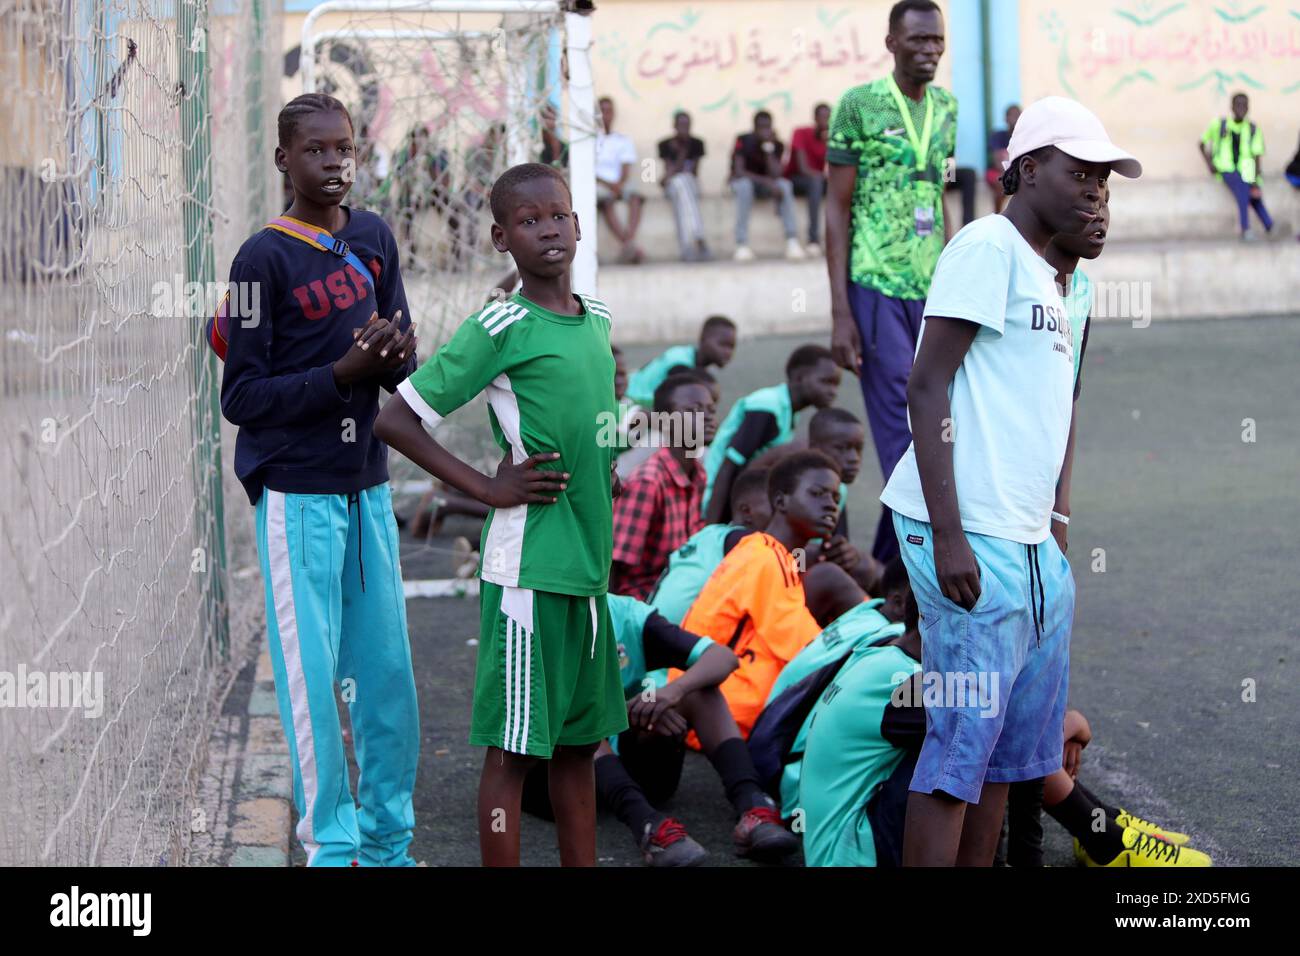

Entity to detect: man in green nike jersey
[825,0,958,564]
[377,163,627,867]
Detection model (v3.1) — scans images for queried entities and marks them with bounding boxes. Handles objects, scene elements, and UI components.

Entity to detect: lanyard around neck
[886,73,934,172]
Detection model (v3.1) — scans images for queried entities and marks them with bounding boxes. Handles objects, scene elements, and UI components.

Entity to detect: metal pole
[564,10,597,296]
[178,0,229,656]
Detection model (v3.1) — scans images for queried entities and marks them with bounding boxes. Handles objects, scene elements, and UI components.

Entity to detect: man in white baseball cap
[1004,95,1142,180]
[879,96,1141,867]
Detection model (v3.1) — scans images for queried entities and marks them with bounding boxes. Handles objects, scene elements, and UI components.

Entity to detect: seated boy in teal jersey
[647,466,772,624]
[625,314,737,407]
[792,591,925,867]
[376,163,627,867]
[750,557,911,819]
[701,344,842,524]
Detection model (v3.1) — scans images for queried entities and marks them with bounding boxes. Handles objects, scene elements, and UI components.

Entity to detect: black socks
[1045,781,1126,863]
[707,737,773,814]
[1076,780,1122,819]
[594,753,663,842]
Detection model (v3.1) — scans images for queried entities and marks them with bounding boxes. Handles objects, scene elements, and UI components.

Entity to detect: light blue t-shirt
[626,344,696,407]
[880,214,1074,545]
[608,593,711,698]
[646,523,744,624]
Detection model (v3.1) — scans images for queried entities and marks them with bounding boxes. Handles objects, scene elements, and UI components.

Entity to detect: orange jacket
[681,532,822,738]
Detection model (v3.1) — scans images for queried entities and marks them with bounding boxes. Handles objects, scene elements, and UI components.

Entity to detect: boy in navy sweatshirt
[219,93,421,867]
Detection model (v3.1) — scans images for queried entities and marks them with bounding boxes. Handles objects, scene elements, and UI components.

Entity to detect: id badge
[914,206,935,238]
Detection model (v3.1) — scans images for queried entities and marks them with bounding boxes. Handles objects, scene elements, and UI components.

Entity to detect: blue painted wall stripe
[947,0,986,171]
[988,0,1024,144]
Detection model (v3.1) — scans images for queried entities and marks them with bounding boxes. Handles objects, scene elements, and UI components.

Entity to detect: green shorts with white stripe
[471,583,628,758]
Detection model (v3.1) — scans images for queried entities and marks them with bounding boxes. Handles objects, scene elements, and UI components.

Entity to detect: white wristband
[1051,511,1070,525]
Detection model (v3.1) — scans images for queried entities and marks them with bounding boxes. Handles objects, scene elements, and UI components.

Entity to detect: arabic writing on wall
[1037,3,1300,97]
[595,3,903,124]
[634,25,891,88]
[1024,1,1300,178]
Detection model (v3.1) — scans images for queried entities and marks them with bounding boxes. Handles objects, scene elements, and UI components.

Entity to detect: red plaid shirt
[610,448,706,599]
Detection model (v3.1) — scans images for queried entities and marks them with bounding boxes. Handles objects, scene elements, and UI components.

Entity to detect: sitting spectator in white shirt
[596,96,646,264]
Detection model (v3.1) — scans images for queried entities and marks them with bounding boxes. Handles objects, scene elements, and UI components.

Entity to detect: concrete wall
[1020,0,1300,180]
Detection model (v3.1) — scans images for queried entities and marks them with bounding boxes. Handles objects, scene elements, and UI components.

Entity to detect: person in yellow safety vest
[1199,92,1275,241]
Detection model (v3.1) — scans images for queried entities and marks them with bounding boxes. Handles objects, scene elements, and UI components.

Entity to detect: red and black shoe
[733,806,799,863]
[639,817,708,867]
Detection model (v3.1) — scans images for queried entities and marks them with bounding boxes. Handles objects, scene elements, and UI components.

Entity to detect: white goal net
[0,0,282,865]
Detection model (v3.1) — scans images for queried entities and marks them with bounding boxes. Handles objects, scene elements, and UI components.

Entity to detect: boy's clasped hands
[334,310,417,386]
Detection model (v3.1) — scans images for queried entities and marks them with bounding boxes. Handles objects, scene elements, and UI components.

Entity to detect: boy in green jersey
[376,163,627,866]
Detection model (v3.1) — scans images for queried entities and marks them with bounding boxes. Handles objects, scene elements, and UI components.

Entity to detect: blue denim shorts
[893,512,1074,804]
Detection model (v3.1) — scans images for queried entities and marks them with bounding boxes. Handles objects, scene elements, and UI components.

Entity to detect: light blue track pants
[255,483,420,867]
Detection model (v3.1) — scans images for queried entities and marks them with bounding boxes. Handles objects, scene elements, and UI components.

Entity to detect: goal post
[297,0,599,348]
[294,0,601,513]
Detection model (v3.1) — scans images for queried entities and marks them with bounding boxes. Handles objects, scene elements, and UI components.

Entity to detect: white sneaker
[805,242,822,256]
[452,536,478,579]
[784,238,807,260]
[733,245,755,262]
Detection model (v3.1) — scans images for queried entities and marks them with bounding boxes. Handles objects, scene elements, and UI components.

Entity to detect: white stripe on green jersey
[480,300,528,336]
[399,291,617,596]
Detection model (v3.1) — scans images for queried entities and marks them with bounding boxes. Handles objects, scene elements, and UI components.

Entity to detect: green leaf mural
[1039,11,1078,98]
[816,7,851,30]
[1213,2,1268,23]
[646,9,702,39]
[1107,69,1157,97]
[1176,69,1267,94]
[1113,2,1188,27]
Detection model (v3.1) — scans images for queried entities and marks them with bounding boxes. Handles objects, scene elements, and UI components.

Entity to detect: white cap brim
[1055,138,1143,178]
